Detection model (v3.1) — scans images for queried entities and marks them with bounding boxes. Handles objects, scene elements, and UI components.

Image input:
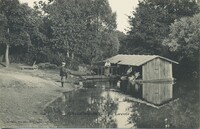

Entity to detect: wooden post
[101,66,103,75]
[97,67,99,75]
[100,66,102,75]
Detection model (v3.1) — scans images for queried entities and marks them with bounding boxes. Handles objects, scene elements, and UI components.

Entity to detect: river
[44,79,199,128]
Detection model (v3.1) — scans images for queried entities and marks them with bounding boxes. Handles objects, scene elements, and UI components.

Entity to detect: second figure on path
[60,62,68,87]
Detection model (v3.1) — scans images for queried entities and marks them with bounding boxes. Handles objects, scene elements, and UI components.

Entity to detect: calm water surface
[45,80,199,128]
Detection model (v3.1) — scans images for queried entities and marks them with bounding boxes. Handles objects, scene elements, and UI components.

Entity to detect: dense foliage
[0,0,33,65]
[35,0,119,66]
[163,13,200,78]
[0,0,119,67]
[118,0,199,79]
[0,0,199,77]
[120,0,199,55]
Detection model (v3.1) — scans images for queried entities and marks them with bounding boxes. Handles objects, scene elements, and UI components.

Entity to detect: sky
[108,0,138,32]
[19,0,139,33]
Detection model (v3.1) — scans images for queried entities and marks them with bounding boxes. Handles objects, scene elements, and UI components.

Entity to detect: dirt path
[0,67,77,128]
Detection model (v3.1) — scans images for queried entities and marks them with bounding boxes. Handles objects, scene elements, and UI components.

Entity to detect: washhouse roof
[106,54,178,66]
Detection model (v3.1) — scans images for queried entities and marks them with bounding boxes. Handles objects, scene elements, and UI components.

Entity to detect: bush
[37,62,58,69]
[68,59,80,71]
[10,54,35,65]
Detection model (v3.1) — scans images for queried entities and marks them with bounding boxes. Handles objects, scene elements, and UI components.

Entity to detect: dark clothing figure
[60,66,67,77]
[60,65,68,87]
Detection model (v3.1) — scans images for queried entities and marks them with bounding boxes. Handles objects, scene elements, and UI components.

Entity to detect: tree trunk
[67,51,70,58]
[5,44,9,67]
[71,52,74,60]
[199,48,200,81]
[65,40,70,58]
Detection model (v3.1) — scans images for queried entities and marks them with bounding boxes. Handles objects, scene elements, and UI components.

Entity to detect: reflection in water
[128,80,199,128]
[93,92,118,128]
[45,85,137,128]
[119,77,175,105]
[107,92,136,128]
[45,80,199,128]
[142,82,173,105]
[45,81,173,128]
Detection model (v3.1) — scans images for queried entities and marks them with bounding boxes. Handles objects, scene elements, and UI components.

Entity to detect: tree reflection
[45,88,119,128]
[93,92,118,128]
[127,103,141,128]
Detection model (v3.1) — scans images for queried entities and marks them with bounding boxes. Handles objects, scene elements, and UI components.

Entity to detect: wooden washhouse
[106,54,178,105]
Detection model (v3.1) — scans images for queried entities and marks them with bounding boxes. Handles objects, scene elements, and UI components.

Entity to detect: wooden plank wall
[159,83,173,103]
[142,83,173,105]
[159,59,172,79]
[142,58,173,104]
[142,83,160,104]
[142,58,158,80]
[142,58,172,80]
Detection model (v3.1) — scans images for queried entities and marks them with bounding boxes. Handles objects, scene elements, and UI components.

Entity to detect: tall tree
[117,31,129,54]
[0,13,7,60]
[81,0,119,64]
[124,0,199,55]
[0,0,34,66]
[36,0,119,65]
[163,13,200,78]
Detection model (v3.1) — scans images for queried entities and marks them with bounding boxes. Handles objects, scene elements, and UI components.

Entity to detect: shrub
[37,62,58,69]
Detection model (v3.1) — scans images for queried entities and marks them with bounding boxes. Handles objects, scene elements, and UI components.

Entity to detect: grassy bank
[0,64,80,128]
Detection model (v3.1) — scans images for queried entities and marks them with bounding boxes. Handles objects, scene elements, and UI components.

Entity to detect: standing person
[126,66,133,76]
[104,60,111,76]
[60,62,68,87]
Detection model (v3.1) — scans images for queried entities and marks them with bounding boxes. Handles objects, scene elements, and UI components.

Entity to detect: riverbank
[0,64,199,128]
[0,64,81,128]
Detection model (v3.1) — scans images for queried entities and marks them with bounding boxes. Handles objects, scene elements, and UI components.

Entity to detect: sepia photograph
[0,0,199,128]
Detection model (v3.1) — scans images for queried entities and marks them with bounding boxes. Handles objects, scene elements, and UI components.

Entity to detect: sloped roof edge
[105,54,178,66]
[156,56,179,64]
